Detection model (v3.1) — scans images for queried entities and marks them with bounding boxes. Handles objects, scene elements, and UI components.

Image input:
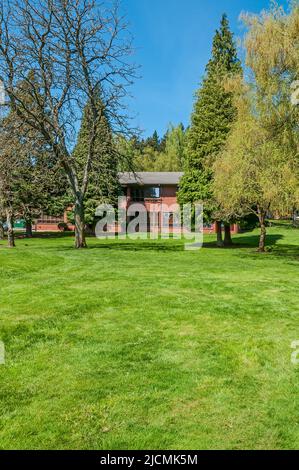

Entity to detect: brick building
[34,172,238,234]
[119,172,238,234]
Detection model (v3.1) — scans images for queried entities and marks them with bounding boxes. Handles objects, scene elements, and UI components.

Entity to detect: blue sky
[123,0,288,137]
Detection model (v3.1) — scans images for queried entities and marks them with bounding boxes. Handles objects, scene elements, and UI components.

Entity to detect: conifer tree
[178,14,242,246]
[72,96,120,227]
[145,131,160,152]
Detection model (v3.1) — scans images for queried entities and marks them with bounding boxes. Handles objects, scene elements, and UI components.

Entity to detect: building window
[131,187,161,201]
[145,187,160,198]
[131,188,144,201]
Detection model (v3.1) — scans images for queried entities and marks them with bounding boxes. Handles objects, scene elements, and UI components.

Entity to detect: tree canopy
[213,4,299,251]
[178,14,242,243]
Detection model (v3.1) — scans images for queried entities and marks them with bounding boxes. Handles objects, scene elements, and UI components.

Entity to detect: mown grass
[0,227,299,450]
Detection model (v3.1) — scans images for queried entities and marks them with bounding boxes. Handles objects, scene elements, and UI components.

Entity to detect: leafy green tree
[178,14,242,246]
[115,136,141,171]
[213,2,299,251]
[0,71,69,245]
[160,123,186,171]
[0,112,24,247]
[19,149,68,237]
[213,80,298,252]
[120,124,186,172]
[136,146,159,171]
[3,72,67,239]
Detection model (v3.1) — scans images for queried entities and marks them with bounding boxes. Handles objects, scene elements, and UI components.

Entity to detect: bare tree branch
[0,0,138,247]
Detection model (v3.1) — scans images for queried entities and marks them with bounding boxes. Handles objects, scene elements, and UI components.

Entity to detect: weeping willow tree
[213,2,299,252]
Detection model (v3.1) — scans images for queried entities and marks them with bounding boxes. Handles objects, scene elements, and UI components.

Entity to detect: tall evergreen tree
[145,130,160,151]
[159,129,169,153]
[178,14,242,246]
[72,96,120,227]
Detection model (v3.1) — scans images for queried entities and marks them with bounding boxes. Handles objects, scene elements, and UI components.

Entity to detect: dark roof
[118,172,184,186]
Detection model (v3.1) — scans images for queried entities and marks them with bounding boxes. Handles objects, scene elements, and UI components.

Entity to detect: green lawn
[0,227,299,450]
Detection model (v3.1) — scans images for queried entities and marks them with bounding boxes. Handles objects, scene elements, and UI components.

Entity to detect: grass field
[0,227,299,450]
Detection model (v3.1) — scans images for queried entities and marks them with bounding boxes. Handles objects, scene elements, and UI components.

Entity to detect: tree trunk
[0,222,4,240]
[216,221,224,247]
[257,208,266,252]
[25,220,33,238]
[74,199,87,248]
[224,223,233,246]
[6,210,15,248]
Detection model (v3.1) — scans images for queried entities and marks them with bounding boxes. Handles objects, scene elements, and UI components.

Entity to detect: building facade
[119,172,238,234]
[34,172,239,234]
[119,172,182,232]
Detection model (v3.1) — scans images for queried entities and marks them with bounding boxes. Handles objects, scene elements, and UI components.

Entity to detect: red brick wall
[35,223,75,232]
[125,185,239,235]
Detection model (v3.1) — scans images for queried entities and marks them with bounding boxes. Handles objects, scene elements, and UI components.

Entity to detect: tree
[72,95,120,227]
[241,2,299,152]
[221,2,299,250]
[17,146,68,238]
[178,14,242,246]
[10,71,45,238]
[0,70,68,244]
[0,0,136,248]
[156,123,186,171]
[120,124,186,172]
[145,130,160,151]
[159,129,169,153]
[213,79,298,252]
[0,113,23,247]
[0,217,4,240]
[0,145,6,242]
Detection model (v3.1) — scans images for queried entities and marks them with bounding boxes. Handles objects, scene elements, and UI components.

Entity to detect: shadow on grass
[202,234,284,250]
[232,233,299,262]
[268,220,299,230]
[272,247,299,262]
[86,240,184,252]
[73,233,285,253]
[9,230,299,262]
